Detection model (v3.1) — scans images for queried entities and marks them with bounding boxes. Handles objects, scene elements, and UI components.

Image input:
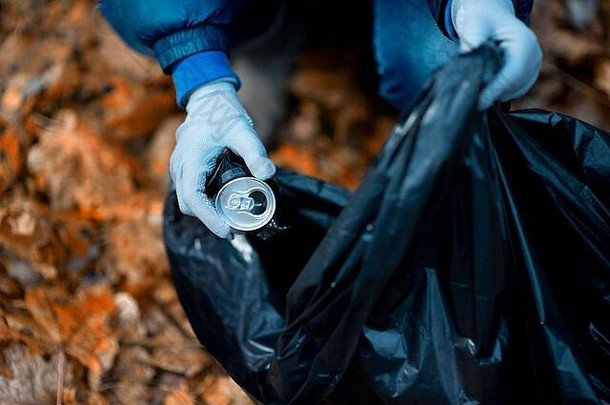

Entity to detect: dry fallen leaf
[99,76,177,141]
[144,115,181,190]
[163,381,195,405]
[99,218,168,296]
[24,283,118,390]
[270,143,319,178]
[0,118,23,195]
[594,58,610,99]
[27,110,139,211]
[0,343,72,405]
[0,187,101,282]
[144,308,210,377]
[198,376,255,405]
[1,0,609,403]
[109,346,155,405]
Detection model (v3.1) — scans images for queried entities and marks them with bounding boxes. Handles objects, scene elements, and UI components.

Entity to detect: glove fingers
[226,128,276,180]
[452,3,494,52]
[189,195,233,239]
[172,152,232,239]
[457,26,491,52]
[186,165,232,238]
[172,166,191,215]
[478,32,542,110]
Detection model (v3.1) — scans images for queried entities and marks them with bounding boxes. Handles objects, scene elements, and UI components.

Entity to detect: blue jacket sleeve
[171,51,240,107]
[98,0,251,71]
[426,0,534,39]
[98,0,286,107]
[98,0,252,107]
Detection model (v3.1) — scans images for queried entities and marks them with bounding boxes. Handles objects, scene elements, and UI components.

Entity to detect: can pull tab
[225,190,268,216]
[208,148,288,237]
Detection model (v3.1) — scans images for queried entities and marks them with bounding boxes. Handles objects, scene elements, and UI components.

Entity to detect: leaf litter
[1,0,610,404]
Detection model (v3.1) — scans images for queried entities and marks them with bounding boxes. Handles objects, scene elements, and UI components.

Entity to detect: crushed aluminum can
[215,176,276,232]
[206,148,286,237]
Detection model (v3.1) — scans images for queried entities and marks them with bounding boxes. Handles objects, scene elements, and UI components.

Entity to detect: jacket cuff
[431,0,455,39]
[443,0,533,40]
[153,24,229,72]
[444,0,458,40]
[170,51,241,108]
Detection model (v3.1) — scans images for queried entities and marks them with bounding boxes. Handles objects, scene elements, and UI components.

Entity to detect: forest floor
[0,0,609,404]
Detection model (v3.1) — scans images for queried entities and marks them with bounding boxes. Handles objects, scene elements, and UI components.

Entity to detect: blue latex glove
[170,80,276,239]
[451,0,542,110]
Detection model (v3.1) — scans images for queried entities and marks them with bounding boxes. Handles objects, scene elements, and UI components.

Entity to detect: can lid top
[215,177,276,232]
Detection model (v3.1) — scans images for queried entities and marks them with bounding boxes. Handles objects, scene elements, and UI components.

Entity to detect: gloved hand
[170,80,276,239]
[451,0,543,110]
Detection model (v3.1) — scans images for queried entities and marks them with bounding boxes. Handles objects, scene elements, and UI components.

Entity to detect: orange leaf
[24,283,119,390]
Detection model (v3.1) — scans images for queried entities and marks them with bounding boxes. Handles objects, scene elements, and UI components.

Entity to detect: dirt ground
[0,0,609,404]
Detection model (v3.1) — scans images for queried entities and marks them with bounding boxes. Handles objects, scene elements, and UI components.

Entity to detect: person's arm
[98,0,246,104]
[98,0,275,239]
[426,0,541,110]
[98,0,241,66]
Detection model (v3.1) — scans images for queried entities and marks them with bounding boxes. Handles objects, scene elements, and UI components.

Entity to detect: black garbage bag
[163,44,610,404]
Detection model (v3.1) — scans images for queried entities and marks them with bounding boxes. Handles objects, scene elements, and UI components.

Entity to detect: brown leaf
[0,343,72,405]
[0,33,73,116]
[288,61,357,109]
[87,392,111,405]
[26,110,141,212]
[0,119,23,195]
[531,0,604,67]
[144,308,210,377]
[198,376,254,405]
[163,381,195,405]
[99,218,168,296]
[0,271,23,299]
[0,306,54,353]
[95,73,176,141]
[594,58,610,99]
[24,283,119,390]
[0,188,101,281]
[153,281,198,340]
[269,143,319,178]
[144,115,181,190]
[110,346,155,405]
[94,18,165,83]
[23,285,64,344]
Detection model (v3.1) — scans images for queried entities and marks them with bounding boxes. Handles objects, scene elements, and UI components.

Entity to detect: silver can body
[215,177,276,232]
